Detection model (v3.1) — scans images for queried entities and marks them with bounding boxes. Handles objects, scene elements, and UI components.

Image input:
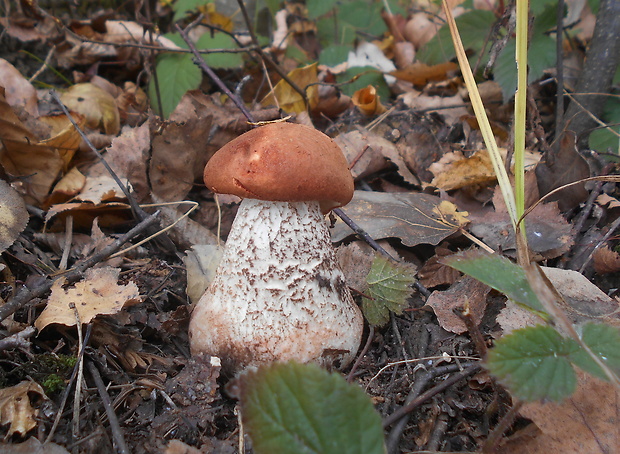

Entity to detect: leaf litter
[0,0,617,452]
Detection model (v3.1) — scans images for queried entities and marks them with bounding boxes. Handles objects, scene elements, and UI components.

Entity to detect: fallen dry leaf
[331,191,468,246]
[469,202,574,260]
[335,128,419,184]
[596,193,620,209]
[425,276,490,334]
[35,267,141,331]
[60,83,120,135]
[0,179,29,254]
[399,90,468,125]
[593,244,620,274]
[0,58,38,117]
[501,371,619,453]
[430,149,498,191]
[0,381,48,437]
[535,131,590,211]
[0,88,65,204]
[104,120,151,201]
[261,63,319,114]
[0,437,70,454]
[149,112,213,203]
[391,61,458,87]
[184,244,224,304]
[418,243,461,288]
[351,85,387,116]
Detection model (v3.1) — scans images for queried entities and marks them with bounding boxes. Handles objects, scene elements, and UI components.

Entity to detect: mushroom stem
[189,199,363,371]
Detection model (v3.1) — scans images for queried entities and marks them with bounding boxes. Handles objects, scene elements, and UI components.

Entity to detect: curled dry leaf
[418,243,461,288]
[0,58,38,117]
[430,149,498,191]
[425,276,490,334]
[593,244,620,274]
[35,267,141,331]
[0,179,29,254]
[351,85,387,116]
[391,61,459,87]
[60,83,120,135]
[0,381,48,437]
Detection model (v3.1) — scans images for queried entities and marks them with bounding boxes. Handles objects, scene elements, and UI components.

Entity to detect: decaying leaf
[60,83,120,135]
[362,255,416,326]
[0,179,29,254]
[35,267,141,331]
[0,58,38,117]
[391,61,458,86]
[593,244,620,274]
[502,371,619,453]
[535,131,590,211]
[184,245,224,304]
[418,243,462,288]
[0,437,70,454]
[399,90,468,125]
[430,149,499,191]
[261,63,319,114]
[425,276,490,334]
[469,202,574,260]
[0,381,48,437]
[331,191,468,247]
[334,128,419,184]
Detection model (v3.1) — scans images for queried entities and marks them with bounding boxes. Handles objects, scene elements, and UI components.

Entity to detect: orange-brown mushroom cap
[203,122,354,213]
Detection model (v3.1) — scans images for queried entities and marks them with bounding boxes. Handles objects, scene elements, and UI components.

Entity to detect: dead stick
[87,361,130,454]
[0,213,159,323]
[0,327,36,352]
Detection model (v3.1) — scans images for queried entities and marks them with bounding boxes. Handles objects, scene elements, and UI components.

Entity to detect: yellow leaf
[351,85,387,116]
[60,83,120,134]
[433,200,469,228]
[35,267,141,331]
[261,63,319,114]
[0,381,47,437]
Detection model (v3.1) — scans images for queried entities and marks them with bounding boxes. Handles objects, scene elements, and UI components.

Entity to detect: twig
[347,325,374,382]
[0,212,159,323]
[481,401,524,453]
[383,363,481,428]
[28,45,56,83]
[0,327,36,352]
[71,303,84,438]
[59,215,73,271]
[235,0,308,107]
[579,214,620,273]
[87,361,130,454]
[174,23,255,122]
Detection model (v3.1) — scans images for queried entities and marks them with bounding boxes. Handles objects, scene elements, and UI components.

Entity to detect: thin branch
[87,361,130,454]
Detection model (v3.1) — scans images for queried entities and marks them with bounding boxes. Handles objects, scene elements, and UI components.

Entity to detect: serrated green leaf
[570,322,620,380]
[417,10,496,65]
[240,362,386,454]
[195,32,243,69]
[487,325,580,401]
[362,255,415,326]
[148,52,202,118]
[441,250,547,315]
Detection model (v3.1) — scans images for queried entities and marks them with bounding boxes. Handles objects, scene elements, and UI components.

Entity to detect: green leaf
[319,44,351,67]
[240,362,386,454]
[148,52,202,118]
[589,97,620,154]
[570,322,620,380]
[337,66,390,100]
[494,5,558,101]
[173,0,212,22]
[417,10,496,65]
[441,250,547,315]
[487,325,580,401]
[362,255,415,326]
[307,0,337,19]
[195,32,243,69]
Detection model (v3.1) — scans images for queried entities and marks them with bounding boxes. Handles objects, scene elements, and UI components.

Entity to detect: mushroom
[189,122,364,371]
